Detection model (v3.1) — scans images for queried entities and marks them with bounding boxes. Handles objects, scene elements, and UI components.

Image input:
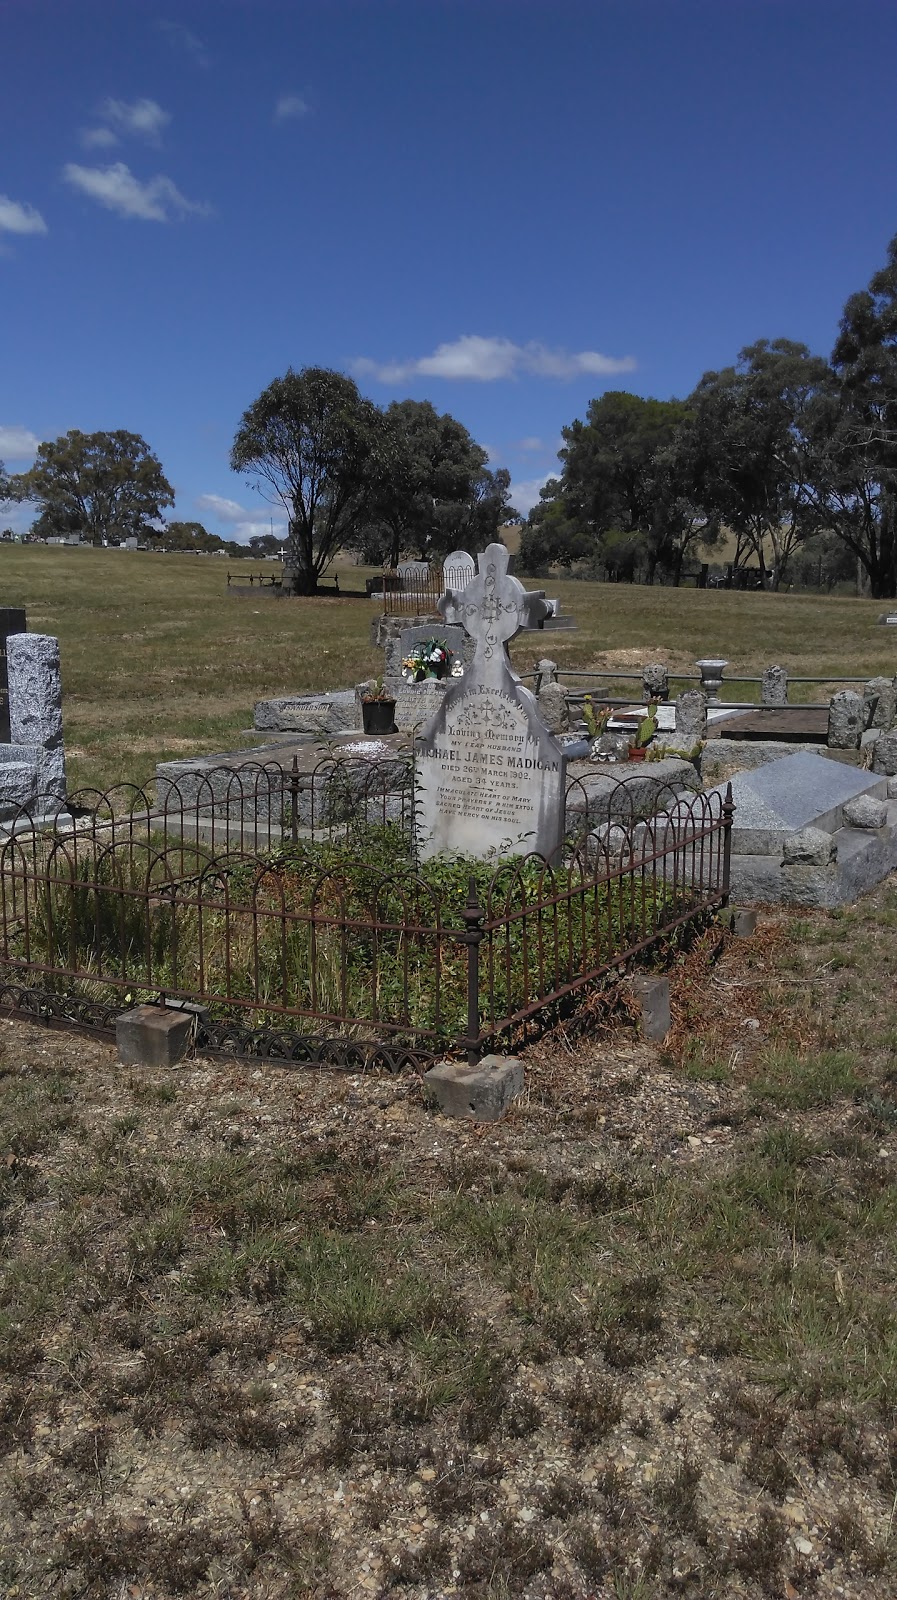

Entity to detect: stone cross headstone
[761,665,788,706]
[415,544,565,861]
[442,549,476,591]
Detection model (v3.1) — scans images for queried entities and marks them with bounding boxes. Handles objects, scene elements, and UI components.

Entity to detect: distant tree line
[2,376,512,590]
[0,431,256,557]
[230,368,515,594]
[520,231,897,598]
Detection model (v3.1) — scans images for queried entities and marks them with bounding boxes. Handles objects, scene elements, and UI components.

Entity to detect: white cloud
[508,472,556,516]
[0,195,48,236]
[354,334,636,384]
[81,126,119,149]
[63,162,209,222]
[0,501,36,534]
[196,493,287,543]
[157,20,210,68]
[516,436,544,452]
[101,97,171,142]
[0,426,40,461]
[274,93,311,122]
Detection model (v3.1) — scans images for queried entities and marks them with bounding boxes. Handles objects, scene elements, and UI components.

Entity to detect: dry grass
[1,881,897,1596]
[1,545,895,790]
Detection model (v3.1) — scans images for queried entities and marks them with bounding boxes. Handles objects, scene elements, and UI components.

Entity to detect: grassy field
[2,889,897,1597]
[1,545,895,792]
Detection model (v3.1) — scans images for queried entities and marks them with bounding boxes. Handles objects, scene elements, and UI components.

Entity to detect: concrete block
[117,1004,193,1068]
[631,974,671,1041]
[727,906,758,937]
[423,1054,524,1121]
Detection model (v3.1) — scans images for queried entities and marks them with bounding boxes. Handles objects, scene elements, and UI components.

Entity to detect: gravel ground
[1,899,897,1599]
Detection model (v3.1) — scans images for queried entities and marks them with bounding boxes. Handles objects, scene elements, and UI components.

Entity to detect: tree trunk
[287,521,318,594]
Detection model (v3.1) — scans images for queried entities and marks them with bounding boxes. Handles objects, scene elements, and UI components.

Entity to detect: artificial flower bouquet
[401,638,464,682]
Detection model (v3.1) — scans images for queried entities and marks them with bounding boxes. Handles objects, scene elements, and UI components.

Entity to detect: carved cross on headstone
[439,543,549,683]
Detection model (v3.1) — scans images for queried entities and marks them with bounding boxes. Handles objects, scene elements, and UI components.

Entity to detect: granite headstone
[827,689,864,749]
[642,662,669,702]
[674,689,708,745]
[0,609,26,743]
[761,665,788,706]
[7,633,66,800]
[863,676,897,731]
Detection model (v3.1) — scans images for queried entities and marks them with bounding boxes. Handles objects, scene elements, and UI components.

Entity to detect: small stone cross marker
[439,543,549,682]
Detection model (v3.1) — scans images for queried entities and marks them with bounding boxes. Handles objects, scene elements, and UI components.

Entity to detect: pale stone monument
[442,549,476,590]
[415,544,566,861]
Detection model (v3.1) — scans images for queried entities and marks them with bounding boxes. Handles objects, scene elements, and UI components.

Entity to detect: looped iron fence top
[0,756,732,1065]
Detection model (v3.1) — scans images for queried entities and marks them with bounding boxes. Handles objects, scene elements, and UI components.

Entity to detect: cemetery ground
[3,882,897,1598]
[3,545,897,792]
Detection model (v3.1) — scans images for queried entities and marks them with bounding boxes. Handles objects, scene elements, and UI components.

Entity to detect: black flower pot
[362,699,396,735]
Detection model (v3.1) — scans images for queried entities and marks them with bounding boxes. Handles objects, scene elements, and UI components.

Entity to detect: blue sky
[3,0,897,541]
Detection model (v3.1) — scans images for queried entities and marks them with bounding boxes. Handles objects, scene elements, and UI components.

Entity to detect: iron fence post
[721,781,734,906]
[289,755,299,844]
[461,875,484,1066]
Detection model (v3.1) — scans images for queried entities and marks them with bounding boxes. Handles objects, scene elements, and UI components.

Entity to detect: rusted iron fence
[379,568,444,616]
[0,759,732,1069]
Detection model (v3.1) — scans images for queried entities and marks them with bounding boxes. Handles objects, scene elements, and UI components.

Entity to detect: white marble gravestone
[442,548,476,591]
[415,544,566,861]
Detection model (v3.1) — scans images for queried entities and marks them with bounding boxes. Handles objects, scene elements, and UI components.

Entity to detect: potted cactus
[628,704,659,761]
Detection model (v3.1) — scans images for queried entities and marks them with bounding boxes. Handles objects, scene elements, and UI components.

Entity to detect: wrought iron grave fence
[0,757,733,1069]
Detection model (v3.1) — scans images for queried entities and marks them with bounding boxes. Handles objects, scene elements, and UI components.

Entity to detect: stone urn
[695,658,728,702]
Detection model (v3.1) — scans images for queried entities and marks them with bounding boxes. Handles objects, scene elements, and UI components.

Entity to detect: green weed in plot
[12,823,685,1042]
